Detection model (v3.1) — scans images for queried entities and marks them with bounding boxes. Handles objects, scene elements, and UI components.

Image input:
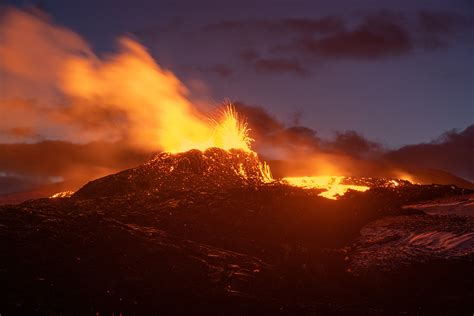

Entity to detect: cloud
[324,130,383,157]
[0,141,149,195]
[277,11,413,59]
[386,124,474,181]
[202,17,344,34]
[234,102,283,136]
[193,10,474,77]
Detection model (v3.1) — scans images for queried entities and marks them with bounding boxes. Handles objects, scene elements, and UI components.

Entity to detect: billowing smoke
[0,7,214,150]
[0,7,217,200]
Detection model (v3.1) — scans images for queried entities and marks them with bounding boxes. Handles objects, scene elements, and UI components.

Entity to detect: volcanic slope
[75,148,270,199]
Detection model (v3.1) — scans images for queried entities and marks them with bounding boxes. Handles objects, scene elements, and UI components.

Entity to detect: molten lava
[50,191,74,198]
[181,105,253,153]
[282,176,370,199]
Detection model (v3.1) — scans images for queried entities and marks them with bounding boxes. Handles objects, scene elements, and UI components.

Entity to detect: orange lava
[282,176,370,199]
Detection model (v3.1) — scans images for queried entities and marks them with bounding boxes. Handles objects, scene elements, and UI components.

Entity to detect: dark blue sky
[3,0,474,147]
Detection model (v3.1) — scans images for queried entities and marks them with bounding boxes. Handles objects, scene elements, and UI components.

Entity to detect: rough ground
[1,149,473,314]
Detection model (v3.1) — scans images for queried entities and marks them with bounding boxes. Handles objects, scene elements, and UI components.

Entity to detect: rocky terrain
[1,149,473,314]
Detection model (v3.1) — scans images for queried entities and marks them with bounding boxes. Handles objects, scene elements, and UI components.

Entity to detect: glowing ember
[258,161,274,183]
[282,176,370,199]
[50,191,74,198]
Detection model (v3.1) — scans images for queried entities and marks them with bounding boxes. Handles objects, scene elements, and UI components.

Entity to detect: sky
[0,0,473,199]
[2,0,473,147]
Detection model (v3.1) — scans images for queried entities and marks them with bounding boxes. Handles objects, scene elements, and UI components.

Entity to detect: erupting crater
[71,105,409,200]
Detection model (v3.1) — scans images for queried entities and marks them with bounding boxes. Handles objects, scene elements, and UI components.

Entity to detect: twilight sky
[3,0,473,147]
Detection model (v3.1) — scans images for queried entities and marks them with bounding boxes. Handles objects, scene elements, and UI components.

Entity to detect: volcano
[1,149,473,314]
[75,148,271,199]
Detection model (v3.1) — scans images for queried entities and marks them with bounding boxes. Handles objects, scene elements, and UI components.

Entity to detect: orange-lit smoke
[0,8,251,153]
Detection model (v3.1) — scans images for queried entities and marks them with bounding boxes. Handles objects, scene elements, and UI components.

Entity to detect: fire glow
[1,8,377,200]
[161,105,368,199]
[282,176,370,199]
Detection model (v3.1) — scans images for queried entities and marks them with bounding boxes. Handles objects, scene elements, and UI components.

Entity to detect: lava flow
[282,176,370,199]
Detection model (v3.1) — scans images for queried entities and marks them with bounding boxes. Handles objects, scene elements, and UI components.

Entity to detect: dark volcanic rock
[1,149,474,314]
[75,148,268,199]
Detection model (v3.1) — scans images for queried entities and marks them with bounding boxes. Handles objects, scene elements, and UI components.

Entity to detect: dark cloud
[0,174,44,196]
[235,102,320,151]
[254,58,308,76]
[325,130,383,157]
[236,103,383,156]
[202,17,344,35]
[203,10,474,77]
[0,141,147,176]
[280,12,413,59]
[386,124,474,181]
[0,141,149,197]
[234,102,283,136]
[271,126,321,149]
[136,10,473,78]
